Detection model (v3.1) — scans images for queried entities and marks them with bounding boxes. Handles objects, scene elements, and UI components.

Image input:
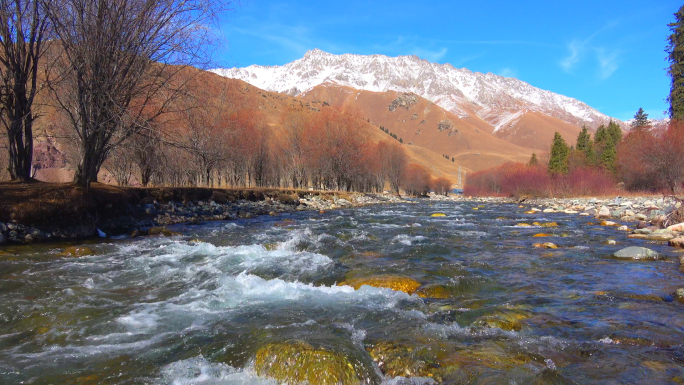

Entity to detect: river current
[0,201,683,384]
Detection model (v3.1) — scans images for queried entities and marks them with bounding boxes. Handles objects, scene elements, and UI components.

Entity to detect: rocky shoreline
[0,191,409,245]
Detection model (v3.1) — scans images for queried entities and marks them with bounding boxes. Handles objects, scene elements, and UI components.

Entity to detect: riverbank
[0,181,409,245]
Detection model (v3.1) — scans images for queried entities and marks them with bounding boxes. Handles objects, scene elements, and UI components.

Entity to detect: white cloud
[410,47,448,62]
[560,41,582,72]
[595,48,619,79]
[559,21,621,80]
[498,68,518,78]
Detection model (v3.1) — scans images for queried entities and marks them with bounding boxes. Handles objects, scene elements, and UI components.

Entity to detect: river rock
[669,238,684,248]
[676,288,684,303]
[339,275,421,295]
[634,228,653,235]
[336,198,352,207]
[148,226,181,237]
[647,230,676,242]
[635,213,647,221]
[598,206,610,218]
[667,222,684,232]
[60,246,95,257]
[254,341,362,385]
[533,242,558,249]
[613,247,661,261]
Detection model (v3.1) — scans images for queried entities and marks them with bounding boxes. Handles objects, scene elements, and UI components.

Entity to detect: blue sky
[216,1,681,121]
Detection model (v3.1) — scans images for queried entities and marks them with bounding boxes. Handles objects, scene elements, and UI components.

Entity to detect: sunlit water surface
[0,201,683,384]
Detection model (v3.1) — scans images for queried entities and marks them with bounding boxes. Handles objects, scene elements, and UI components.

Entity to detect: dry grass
[0,180,362,228]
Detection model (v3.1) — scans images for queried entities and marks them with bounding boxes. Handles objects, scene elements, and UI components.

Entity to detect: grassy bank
[0,180,359,235]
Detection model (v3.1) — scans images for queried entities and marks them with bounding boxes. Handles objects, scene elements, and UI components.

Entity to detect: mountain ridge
[211,49,623,133]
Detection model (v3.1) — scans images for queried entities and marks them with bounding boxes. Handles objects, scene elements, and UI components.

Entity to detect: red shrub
[464,162,617,197]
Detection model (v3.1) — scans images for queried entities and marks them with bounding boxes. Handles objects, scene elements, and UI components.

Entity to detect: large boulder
[339,275,421,295]
[254,341,362,385]
[613,247,661,261]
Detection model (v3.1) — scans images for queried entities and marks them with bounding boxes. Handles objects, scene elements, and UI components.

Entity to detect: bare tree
[0,0,49,180]
[377,140,407,195]
[46,0,233,188]
[280,107,308,188]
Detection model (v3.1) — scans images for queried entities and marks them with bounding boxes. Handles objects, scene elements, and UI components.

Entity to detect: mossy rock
[533,242,558,249]
[430,213,446,217]
[516,223,532,227]
[339,275,421,295]
[148,226,181,237]
[415,284,453,299]
[254,341,360,385]
[60,246,95,257]
[276,194,299,205]
[367,341,447,379]
[533,222,558,227]
[474,309,532,331]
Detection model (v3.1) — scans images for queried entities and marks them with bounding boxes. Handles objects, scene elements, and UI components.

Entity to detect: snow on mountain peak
[211,50,620,129]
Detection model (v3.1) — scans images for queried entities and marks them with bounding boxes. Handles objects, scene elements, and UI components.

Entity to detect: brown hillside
[300,83,535,171]
[21,65,464,186]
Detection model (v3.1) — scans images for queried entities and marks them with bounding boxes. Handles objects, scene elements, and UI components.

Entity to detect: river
[0,201,682,384]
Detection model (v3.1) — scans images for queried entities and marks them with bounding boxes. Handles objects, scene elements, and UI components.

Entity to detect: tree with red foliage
[377,140,407,195]
[432,177,452,196]
[303,107,369,191]
[403,163,432,196]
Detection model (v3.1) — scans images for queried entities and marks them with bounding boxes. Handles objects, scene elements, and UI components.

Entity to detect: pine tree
[528,153,538,166]
[632,108,649,128]
[576,127,591,152]
[607,120,622,144]
[548,132,569,175]
[667,5,684,119]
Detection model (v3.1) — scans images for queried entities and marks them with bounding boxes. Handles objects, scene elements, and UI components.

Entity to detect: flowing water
[0,201,683,384]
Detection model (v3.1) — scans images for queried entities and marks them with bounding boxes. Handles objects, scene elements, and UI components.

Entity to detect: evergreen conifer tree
[667,5,684,119]
[548,132,569,175]
[632,108,649,128]
[576,127,591,152]
[528,153,538,166]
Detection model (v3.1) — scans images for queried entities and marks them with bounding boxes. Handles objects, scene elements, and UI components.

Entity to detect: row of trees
[546,121,622,175]
[468,109,684,196]
[0,0,233,187]
[99,98,453,195]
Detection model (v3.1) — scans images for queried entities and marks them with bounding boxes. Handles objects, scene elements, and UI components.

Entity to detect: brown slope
[491,111,584,150]
[300,83,535,172]
[25,66,464,186]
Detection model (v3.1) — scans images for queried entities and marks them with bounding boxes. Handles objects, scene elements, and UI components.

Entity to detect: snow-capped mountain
[212,49,620,130]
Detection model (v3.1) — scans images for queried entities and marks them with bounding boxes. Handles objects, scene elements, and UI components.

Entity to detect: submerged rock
[148,226,181,237]
[533,242,558,249]
[415,284,452,299]
[430,213,446,217]
[339,275,421,295]
[60,246,95,257]
[254,341,361,385]
[613,247,661,261]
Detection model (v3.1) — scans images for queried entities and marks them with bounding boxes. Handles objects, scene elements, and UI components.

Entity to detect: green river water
[0,201,682,384]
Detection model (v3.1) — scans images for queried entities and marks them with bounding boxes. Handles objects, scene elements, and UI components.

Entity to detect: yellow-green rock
[475,309,532,331]
[533,233,553,238]
[148,226,181,237]
[339,275,421,295]
[254,341,360,385]
[60,246,95,257]
[415,284,452,299]
[430,213,446,217]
